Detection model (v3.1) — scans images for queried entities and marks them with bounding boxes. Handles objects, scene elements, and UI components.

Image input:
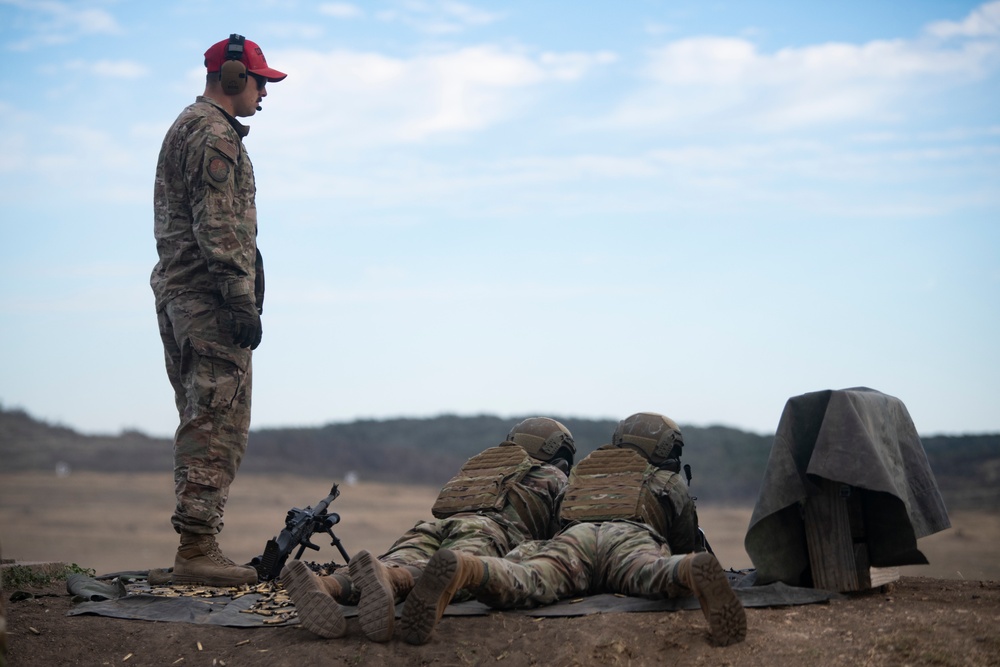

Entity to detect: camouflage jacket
[459,461,569,546]
[150,96,258,311]
[559,447,700,555]
[643,466,700,554]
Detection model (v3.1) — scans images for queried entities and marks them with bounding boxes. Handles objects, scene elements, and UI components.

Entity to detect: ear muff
[220,34,248,95]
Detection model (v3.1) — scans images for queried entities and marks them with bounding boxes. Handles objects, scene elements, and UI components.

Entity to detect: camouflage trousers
[313,515,519,603]
[380,514,517,570]
[475,521,688,609]
[158,292,252,535]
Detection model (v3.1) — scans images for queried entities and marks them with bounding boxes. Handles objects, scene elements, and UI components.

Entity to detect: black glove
[225,295,263,350]
[254,247,265,316]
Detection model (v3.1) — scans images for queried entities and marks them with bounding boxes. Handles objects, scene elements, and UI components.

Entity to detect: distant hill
[1,406,997,509]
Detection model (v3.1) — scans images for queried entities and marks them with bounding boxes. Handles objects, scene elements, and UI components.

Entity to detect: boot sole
[688,553,747,646]
[349,550,396,642]
[281,560,347,639]
[399,549,459,645]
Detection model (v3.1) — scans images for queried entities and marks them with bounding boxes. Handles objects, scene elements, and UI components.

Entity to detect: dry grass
[1,471,997,581]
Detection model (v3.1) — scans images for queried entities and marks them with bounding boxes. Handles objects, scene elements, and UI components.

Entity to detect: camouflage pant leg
[476,523,600,609]
[159,293,252,535]
[597,522,688,598]
[380,515,512,570]
[379,515,513,602]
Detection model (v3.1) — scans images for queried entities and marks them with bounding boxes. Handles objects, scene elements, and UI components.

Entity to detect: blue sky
[0,0,997,438]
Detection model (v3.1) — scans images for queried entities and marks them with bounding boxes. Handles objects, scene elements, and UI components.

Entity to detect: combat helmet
[612,412,684,468]
[505,417,576,466]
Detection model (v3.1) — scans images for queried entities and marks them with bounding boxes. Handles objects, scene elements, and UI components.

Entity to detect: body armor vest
[558,447,670,538]
[431,445,551,539]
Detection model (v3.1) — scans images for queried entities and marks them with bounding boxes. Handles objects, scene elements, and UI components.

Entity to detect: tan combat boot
[675,552,747,646]
[399,549,486,645]
[172,533,258,587]
[348,549,417,642]
[280,560,347,638]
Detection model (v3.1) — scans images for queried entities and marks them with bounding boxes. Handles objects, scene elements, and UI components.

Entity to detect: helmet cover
[505,417,576,465]
[612,412,683,465]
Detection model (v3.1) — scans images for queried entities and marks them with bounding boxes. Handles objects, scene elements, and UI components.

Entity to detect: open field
[1,471,998,580]
[4,471,1000,666]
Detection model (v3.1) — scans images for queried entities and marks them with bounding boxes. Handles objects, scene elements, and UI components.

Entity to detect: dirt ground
[3,472,1000,666]
[4,576,999,666]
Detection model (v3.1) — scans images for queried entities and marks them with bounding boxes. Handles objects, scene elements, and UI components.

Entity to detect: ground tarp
[64,570,839,628]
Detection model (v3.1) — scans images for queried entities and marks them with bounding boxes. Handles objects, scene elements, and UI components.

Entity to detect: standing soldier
[400,412,748,647]
[280,417,575,641]
[150,34,286,586]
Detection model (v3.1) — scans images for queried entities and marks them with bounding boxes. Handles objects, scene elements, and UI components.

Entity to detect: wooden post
[803,477,899,592]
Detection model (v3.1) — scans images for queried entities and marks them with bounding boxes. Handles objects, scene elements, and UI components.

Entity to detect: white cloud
[645,37,757,85]
[608,6,1000,132]
[645,36,991,87]
[319,3,362,19]
[65,59,149,78]
[436,1,499,26]
[2,0,121,49]
[926,0,1000,38]
[0,107,150,208]
[263,43,612,145]
[376,0,501,35]
[644,21,676,37]
[70,7,119,33]
[45,125,136,171]
[539,51,618,81]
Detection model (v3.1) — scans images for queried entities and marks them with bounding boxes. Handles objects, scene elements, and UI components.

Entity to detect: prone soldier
[280,417,575,641]
[399,412,748,647]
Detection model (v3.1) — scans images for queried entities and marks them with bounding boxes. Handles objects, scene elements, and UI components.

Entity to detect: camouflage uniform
[283,434,575,642]
[471,456,700,609]
[151,96,259,535]
[380,458,569,570]
[399,418,745,648]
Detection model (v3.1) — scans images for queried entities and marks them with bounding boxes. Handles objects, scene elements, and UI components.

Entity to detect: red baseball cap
[204,35,287,83]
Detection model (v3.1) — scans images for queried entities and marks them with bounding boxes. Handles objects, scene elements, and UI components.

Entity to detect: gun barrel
[312,484,340,517]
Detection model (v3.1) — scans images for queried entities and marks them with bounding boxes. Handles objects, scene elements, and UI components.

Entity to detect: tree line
[1,406,996,509]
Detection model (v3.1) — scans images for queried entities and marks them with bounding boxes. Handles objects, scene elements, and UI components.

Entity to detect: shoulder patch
[207,157,231,183]
[212,138,239,162]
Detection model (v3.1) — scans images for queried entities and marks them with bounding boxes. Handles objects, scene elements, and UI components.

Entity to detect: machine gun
[251,484,351,582]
